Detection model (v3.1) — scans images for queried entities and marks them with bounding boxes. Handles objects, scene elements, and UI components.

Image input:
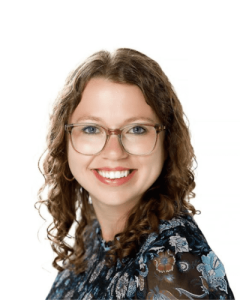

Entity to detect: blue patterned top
[46,214,234,299]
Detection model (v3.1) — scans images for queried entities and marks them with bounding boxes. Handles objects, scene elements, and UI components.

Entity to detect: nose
[101,134,128,158]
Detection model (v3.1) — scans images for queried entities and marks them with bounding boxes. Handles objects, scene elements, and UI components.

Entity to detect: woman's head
[36,48,198,274]
[67,77,167,217]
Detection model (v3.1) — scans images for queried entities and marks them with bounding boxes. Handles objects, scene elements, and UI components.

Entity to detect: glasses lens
[71,125,106,155]
[121,125,157,155]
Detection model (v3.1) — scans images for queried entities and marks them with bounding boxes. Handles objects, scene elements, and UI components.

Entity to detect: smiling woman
[66,78,167,227]
[35,48,234,299]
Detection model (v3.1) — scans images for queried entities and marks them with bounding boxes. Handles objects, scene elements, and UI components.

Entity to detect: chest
[69,255,146,300]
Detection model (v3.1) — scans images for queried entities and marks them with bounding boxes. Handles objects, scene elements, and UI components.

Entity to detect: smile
[92,169,136,186]
[96,169,133,179]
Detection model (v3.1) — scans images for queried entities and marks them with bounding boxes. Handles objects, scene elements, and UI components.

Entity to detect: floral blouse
[46,214,234,299]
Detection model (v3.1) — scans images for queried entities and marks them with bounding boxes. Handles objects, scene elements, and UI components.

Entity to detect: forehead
[70,78,160,125]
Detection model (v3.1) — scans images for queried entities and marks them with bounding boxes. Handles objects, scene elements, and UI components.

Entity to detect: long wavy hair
[35,48,199,276]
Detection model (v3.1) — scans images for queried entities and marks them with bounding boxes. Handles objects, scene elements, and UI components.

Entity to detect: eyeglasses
[65,123,166,156]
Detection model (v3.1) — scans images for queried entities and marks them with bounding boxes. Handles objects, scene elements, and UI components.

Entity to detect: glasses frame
[65,122,166,156]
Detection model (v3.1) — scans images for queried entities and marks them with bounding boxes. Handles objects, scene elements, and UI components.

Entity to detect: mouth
[94,169,135,179]
[92,168,137,186]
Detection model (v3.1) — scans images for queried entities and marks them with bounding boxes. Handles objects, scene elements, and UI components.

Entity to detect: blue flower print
[197,251,228,293]
[169,234,191,254]
[202,251,225,278]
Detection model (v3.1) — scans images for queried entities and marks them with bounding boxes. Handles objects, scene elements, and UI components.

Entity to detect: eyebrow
[75,116,156,123]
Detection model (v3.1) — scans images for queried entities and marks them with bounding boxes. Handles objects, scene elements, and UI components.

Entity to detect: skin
[68,77,166,242]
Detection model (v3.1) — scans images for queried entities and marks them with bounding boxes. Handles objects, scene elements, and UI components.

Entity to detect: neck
[91,201,135,242]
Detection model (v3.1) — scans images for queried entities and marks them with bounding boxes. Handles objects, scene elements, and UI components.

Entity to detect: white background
[0,1,239,299]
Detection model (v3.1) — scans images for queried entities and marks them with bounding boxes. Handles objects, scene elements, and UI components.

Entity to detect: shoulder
[133,214,233,298]
[158,213,211,255]
[133,213,212,279]
[138,213,211,257]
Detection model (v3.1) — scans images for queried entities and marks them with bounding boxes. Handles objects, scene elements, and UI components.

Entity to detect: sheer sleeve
[144,249,234,299]
[133,215,235,300]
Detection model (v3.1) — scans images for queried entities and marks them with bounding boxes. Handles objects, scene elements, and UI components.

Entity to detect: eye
[128,126,147,134]
[82,126,100,134]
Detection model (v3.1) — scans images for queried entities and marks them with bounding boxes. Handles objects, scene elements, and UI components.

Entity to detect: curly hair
[35,48,199,276]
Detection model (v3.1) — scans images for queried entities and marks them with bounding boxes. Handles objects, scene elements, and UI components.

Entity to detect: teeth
[97,170,131,179]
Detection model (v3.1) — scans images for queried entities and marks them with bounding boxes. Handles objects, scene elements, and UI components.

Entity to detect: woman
[36,48,234,299]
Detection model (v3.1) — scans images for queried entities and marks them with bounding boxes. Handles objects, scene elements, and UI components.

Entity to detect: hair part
[35,48,199,276]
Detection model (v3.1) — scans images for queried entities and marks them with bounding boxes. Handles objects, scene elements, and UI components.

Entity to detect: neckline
[95,226,114,251]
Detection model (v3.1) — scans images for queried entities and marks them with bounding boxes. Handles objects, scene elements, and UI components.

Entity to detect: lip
[92,169,137,186]
[95,167,132,171]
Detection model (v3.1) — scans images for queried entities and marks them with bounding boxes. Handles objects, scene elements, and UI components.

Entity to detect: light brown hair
[35,48,198,276]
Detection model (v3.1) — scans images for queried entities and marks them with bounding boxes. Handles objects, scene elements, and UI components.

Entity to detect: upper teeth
[97,170,131,179]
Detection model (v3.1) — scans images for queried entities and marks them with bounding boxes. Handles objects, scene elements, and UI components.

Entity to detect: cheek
[67,144,82,175]
[67,143,93,186]
[148,144,165,178]
[68,153,78,176]
[150,156,164,179]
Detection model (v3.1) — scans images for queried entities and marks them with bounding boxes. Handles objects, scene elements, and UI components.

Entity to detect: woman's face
[68,77,166,212]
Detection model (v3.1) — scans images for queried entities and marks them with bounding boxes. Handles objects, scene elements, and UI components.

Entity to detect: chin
[92,194,137,208]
